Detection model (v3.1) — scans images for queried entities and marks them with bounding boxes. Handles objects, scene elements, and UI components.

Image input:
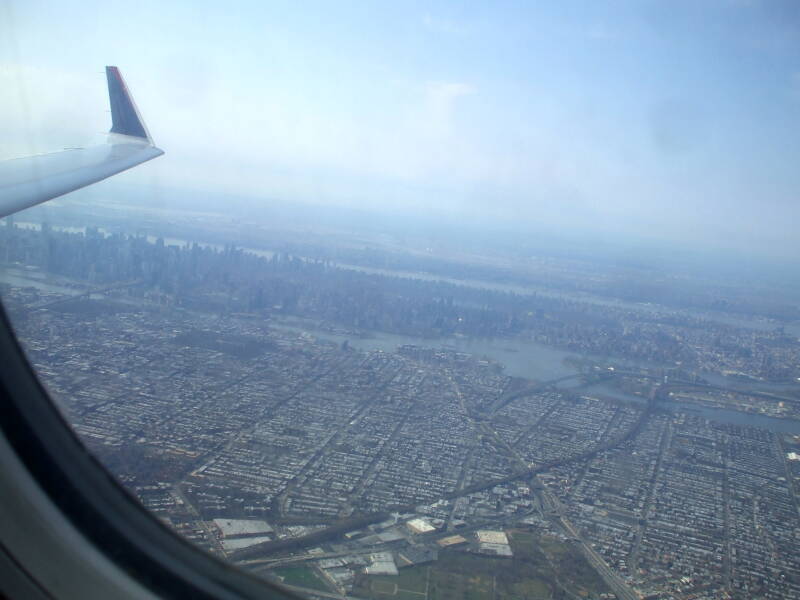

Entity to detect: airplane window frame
[0,302,299,600]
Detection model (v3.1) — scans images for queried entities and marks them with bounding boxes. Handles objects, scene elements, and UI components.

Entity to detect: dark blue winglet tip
[106,66,150,141]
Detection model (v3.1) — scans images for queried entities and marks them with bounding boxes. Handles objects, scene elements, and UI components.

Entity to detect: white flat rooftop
[366,552,398,576]
[213,518,273,538]
[221,535,272,551]
[406,517,435,534]
[476,530,509,545]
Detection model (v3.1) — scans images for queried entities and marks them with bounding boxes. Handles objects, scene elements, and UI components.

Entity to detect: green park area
[271,566,334,593]
[353,528,610,600]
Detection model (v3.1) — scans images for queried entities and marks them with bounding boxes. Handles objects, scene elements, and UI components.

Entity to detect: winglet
[105,66,153,143]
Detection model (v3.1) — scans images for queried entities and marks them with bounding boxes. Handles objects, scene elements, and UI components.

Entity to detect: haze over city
[2,0,800,259]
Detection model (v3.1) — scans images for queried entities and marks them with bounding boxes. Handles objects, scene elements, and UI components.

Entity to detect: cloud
[425,81,475,109]
[648,99,710,156]
[585,23,617,42]
[421,13,468,35]
[418,82,475,151]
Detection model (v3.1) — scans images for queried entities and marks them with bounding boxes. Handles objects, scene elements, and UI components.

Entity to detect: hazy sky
[1,1,799,257]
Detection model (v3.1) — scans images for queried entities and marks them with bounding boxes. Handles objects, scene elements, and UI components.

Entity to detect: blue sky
[1,1,799,257]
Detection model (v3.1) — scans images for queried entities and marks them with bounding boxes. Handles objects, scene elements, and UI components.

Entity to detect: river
[270,317,600,381]
[279,318,800,435]
[578,381,800,435]
[269,316,675,383]
[0,265,85,295]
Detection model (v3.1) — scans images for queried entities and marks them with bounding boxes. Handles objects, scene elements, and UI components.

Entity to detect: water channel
[578,381,800,435]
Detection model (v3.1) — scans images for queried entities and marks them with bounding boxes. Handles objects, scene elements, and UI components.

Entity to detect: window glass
[3,3,800,599]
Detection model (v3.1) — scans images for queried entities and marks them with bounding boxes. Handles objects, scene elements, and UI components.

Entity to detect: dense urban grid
[2,219,800,600]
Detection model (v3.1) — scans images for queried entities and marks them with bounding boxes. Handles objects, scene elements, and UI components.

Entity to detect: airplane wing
[0,67,164,219]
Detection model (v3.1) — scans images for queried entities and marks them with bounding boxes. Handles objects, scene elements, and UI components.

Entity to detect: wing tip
[105,66,154,143]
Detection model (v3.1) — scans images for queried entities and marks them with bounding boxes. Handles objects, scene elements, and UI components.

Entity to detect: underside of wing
[0,67,164,219]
